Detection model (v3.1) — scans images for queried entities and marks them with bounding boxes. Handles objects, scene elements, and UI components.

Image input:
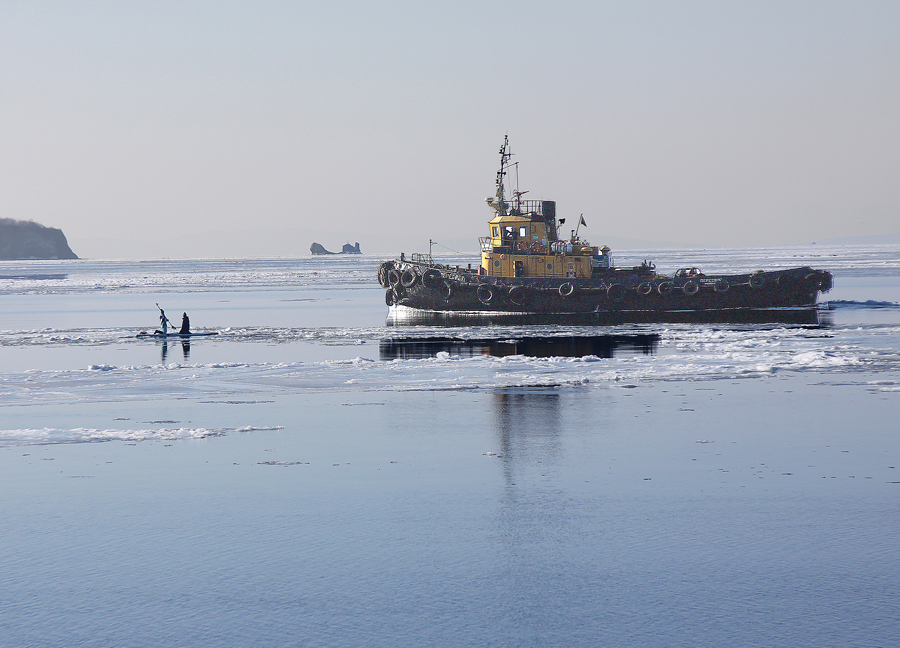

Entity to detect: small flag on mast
[580,215,587,227]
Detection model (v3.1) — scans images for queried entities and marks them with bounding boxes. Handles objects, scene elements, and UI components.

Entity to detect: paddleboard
[136,331,219,338]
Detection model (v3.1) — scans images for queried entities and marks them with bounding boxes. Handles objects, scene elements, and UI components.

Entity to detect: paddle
[154,303,173,335]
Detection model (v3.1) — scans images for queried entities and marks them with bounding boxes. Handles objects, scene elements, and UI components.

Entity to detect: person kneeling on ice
[179,312,190,335]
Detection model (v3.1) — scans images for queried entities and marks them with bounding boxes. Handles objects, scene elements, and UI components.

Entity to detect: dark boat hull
[380,263,832,322]
[386,304,826,327]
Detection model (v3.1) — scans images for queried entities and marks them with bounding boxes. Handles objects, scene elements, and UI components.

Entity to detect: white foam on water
[1,322,897,410]
[0,425,284,446]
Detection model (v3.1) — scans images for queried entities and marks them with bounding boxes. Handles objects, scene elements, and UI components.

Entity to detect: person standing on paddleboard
[179,312,190,335]
[158,307,172,335]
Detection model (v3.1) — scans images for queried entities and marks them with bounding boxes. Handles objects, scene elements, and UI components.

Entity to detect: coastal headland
[0,219,78,260]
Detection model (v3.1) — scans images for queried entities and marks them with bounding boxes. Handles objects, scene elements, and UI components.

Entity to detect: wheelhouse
[478,138,612,278]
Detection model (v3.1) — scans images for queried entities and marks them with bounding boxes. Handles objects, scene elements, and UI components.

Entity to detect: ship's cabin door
[514,260,525,277]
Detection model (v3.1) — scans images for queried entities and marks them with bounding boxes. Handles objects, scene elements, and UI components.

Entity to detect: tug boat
[377,137,832,325]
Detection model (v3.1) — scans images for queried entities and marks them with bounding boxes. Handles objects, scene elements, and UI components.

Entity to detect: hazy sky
[2,1,898,258]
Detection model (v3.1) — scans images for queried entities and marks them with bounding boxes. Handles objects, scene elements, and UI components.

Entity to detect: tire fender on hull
[400,268,419,288]
[477,284,494,304]
[378,263,393,288]
[607,284,626,301]
[508,285,527,306]
[806,272,832,292]
[422,269,442,289]
[439,280,455,301]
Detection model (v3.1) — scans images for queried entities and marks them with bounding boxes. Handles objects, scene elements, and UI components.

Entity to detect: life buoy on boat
[422,269,442,289]
[682,280,699,296]
[657,281,674,296]
[637,282,653,296]
[749,272,766,288]
[508,285,527,306]
[477,284,494,304]
[714,278,729,293]
[400,268,419,288]
[439,279,454,301]
[388,269,402,288]
[607,284,626,301]
[559,282,575,298]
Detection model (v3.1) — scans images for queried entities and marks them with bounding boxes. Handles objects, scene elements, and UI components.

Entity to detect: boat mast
[495,135,511,216]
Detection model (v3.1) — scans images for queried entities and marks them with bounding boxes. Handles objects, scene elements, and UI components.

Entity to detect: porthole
[494,260,500,267]
[547,264,553,270]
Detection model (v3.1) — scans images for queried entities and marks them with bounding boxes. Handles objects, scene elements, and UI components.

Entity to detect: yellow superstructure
[478,201,610,279]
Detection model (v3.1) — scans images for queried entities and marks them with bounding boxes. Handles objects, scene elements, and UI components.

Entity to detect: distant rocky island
[0,218,78,260]
[310,242,362,255]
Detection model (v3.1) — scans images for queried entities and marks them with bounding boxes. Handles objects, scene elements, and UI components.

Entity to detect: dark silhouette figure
[179,312,190,335]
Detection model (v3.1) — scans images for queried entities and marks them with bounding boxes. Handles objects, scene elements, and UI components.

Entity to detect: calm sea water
[1,245,899,647]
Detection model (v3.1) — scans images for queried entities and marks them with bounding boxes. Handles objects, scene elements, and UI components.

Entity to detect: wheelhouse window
[519,226,528,237]
[491,226,499,237]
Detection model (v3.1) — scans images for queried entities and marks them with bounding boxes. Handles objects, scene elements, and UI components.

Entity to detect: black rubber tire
[749,273,766,288]
[607,284,626,301]
[439,280,454,301]
[509,285,527,306]
[422,269,441,289]
[477,284,494,304]
[400,268,419,288]
[378,263,391,288]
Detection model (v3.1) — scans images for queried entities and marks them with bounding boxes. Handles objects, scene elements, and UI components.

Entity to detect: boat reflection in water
[379,333,659,360]
[386,305,828,328]
[381,307,830,360]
